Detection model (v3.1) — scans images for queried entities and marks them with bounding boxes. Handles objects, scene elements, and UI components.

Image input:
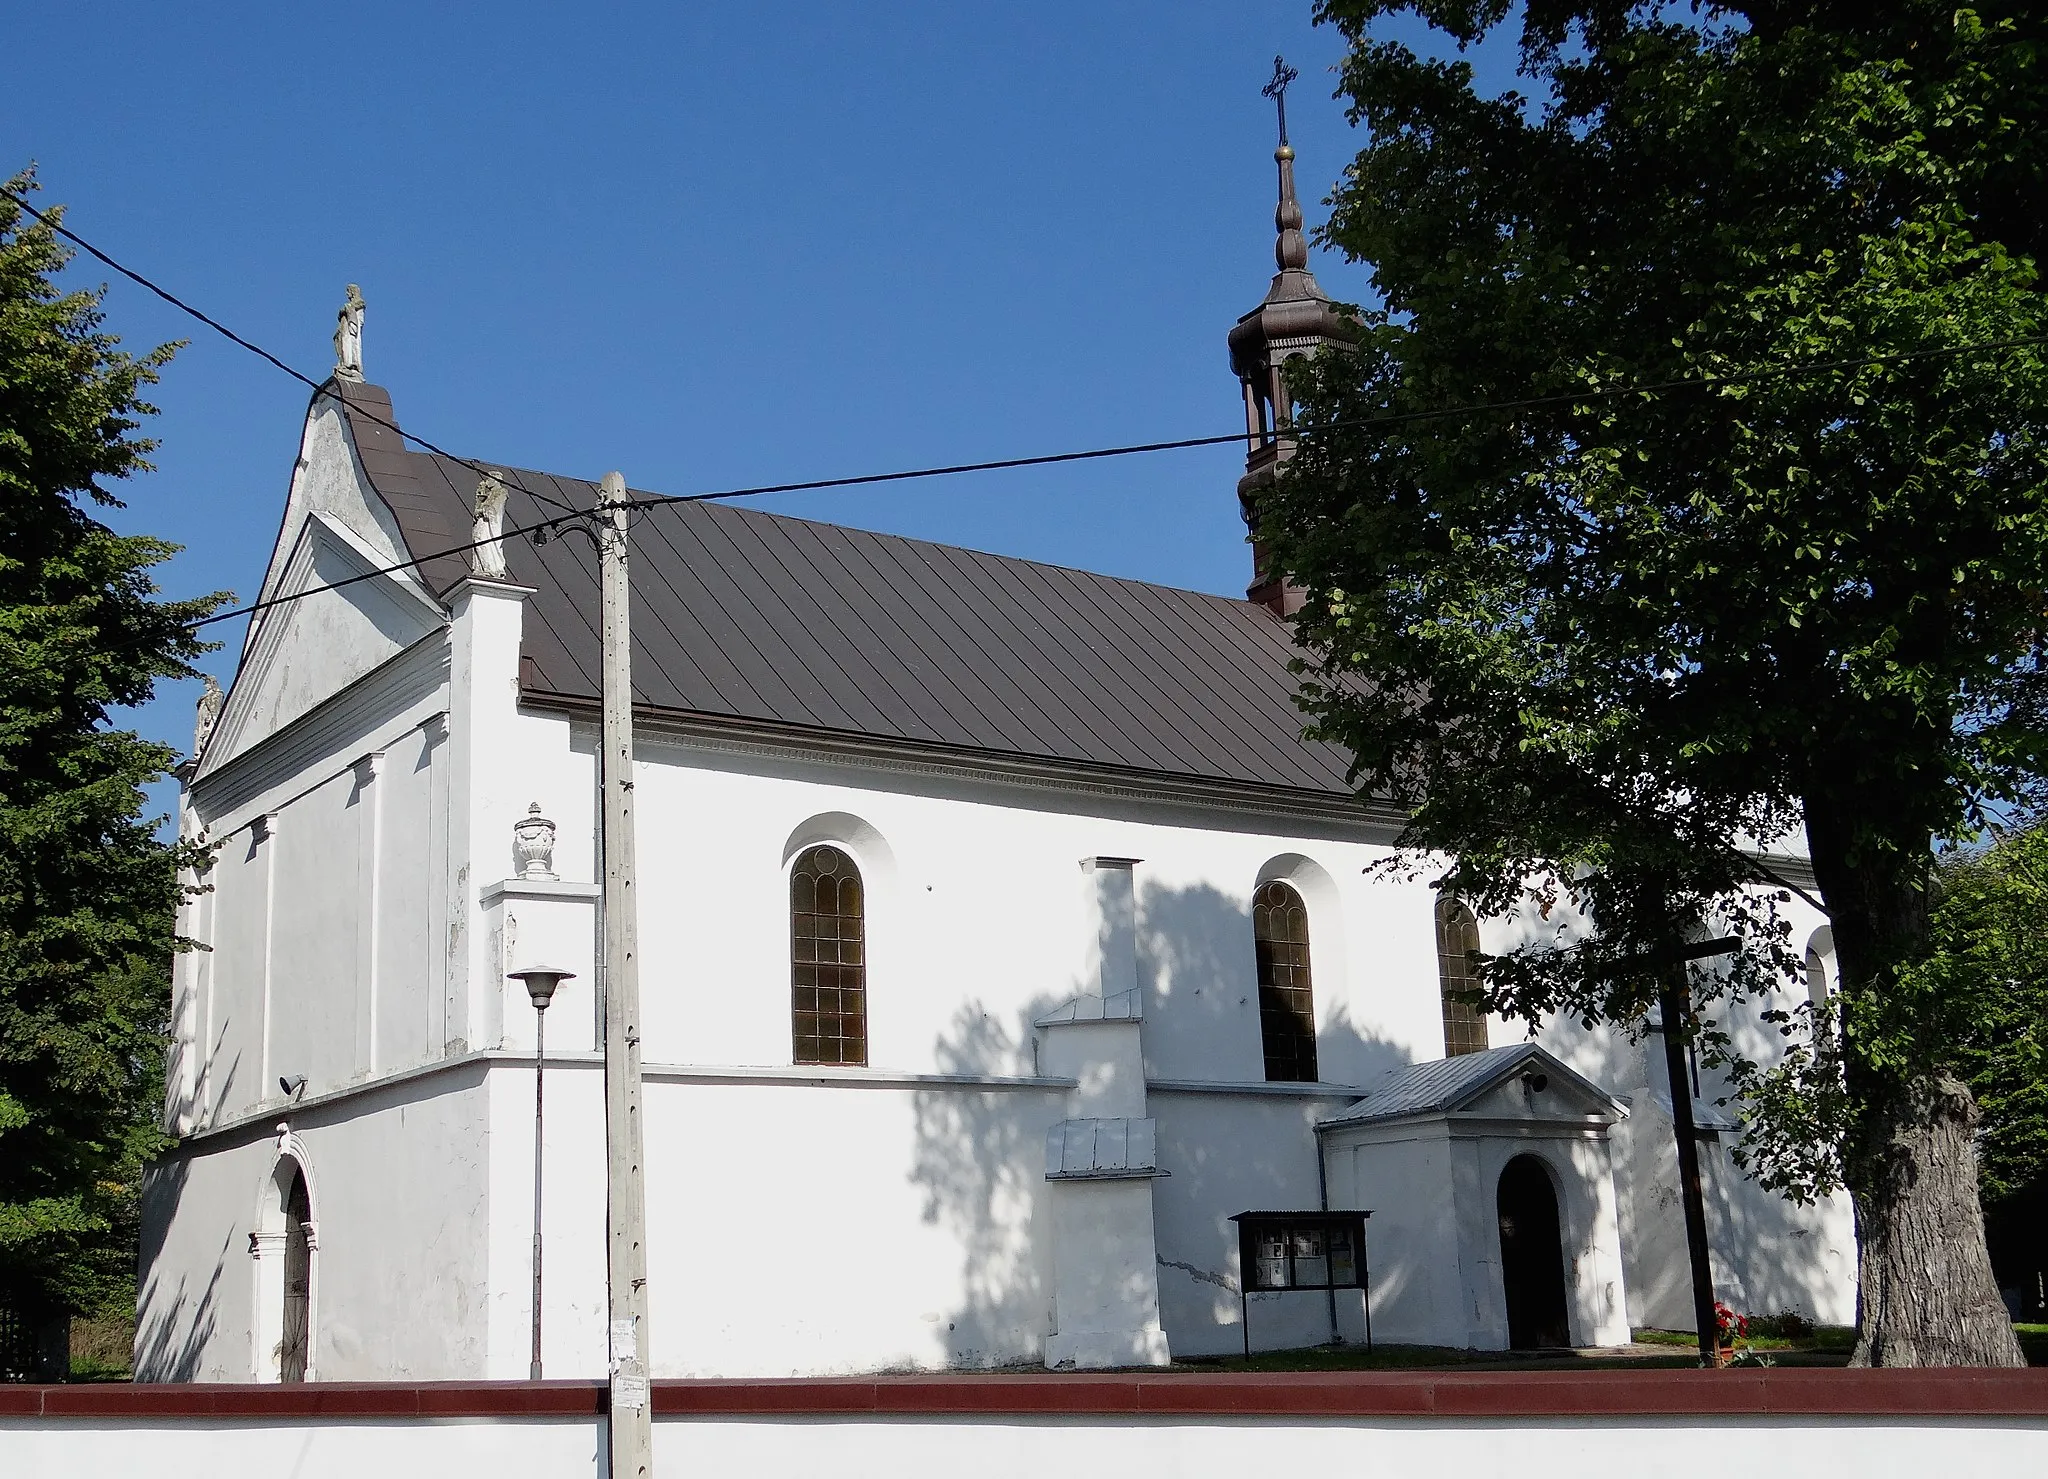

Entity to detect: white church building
[137,129,1858,1383]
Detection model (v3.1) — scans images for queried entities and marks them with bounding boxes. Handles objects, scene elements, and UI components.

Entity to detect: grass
[1633,1324,1858,1356]
[1179,1342,1702,1374]
[2017,1324,2048,1366]
[66,1315,134,1382]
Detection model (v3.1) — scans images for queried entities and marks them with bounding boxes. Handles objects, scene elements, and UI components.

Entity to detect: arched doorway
[1496,1155,1570,1349]
[279,1166,312,1382]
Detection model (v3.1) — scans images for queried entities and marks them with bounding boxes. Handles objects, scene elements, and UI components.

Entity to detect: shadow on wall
[908,1001,1061,1369]
[909,879,1418,1366]
[1134,879,1261,1083]
[1138,878,1434,1354]
[1134,877,1410,1088]
[134,1153,225,1382]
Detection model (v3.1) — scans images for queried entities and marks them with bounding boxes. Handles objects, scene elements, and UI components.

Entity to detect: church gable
[1457,1064,1619,1125]
[200,389,447,774]
[199,511,444,773]
[1318,1043,1625,1133]
[248,389,427,622]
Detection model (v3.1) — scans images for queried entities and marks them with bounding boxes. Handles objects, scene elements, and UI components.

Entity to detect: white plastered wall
[136,1070,494,1382]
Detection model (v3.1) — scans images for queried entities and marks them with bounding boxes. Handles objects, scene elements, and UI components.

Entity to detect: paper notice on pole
[611,1371,649,1412]
[609,1319,637,1361]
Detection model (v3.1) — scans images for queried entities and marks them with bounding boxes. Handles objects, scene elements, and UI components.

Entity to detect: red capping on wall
[2,1369,2046,1421]
[0,1380,605,1421]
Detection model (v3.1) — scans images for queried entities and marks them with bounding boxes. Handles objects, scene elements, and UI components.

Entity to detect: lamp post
[509,964,575,1380]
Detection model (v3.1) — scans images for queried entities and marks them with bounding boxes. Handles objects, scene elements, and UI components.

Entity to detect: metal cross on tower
[1263,54,1299,146]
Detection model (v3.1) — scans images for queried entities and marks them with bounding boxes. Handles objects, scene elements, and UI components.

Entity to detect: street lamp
[508,964,575,1380]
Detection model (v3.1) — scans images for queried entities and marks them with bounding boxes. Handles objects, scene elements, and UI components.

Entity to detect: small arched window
[1436,897,1489,1058]
[791,844,866,1066]
[1253,880,1318,1082]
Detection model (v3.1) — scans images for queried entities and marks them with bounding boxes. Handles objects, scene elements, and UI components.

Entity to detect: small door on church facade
[280,1168,312,1383]
[1496,1155,1570,1349]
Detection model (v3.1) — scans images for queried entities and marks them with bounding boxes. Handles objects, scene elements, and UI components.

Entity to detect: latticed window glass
[1253,880,1317,1082]
[791,845,866,1065]
[1437,897,1489,1057]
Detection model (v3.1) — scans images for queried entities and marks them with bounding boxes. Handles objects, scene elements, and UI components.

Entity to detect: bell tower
[1228,57,1353,617]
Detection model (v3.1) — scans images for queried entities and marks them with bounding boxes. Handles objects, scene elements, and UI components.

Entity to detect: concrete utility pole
[598,470,653,1475]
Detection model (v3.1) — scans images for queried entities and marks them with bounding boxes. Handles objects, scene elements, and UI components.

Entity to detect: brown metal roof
[333,382,1363,799]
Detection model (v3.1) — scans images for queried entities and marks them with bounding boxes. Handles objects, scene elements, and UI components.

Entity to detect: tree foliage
[1265,3,2047,1362]
[0,171,224,1321]
[1915,827,2048,1207]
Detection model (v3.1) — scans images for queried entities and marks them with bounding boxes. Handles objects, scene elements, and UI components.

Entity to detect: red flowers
[1713,1301,1749,1344]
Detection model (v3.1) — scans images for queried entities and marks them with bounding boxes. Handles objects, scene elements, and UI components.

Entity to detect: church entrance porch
[1497,1155,1570,1349]
[1316,1043,1633,1351]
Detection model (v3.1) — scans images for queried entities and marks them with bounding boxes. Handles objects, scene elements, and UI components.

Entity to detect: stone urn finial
[514,802,557,881]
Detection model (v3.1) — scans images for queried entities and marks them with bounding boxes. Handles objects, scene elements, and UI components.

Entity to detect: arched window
[791,844,866,1065]
[1253,880,1318,1082]
[1436,897,1489,1058]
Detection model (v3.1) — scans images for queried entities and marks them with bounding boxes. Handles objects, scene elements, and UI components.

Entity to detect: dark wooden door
[280,1169,311,1382]
[1497,1155,1571,1349]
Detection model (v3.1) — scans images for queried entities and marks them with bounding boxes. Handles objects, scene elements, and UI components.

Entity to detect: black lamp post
[508,965,575,1381]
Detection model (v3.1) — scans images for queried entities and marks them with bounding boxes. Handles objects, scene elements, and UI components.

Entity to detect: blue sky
[4,2,1512,815]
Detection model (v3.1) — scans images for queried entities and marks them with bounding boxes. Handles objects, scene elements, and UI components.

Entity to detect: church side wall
[606,734,1439,1101]
[480,1063,1066,1378]
[136,1068,493,1382]
[461,716,1855,1372]
[468,721,1454,1373]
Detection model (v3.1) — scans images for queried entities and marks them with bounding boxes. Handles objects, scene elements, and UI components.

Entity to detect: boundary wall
[3,1369,2045,1477]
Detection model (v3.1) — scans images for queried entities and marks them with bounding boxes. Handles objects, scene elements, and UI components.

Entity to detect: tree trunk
[1848,1072,2024,1366]
[1804,788,2025,1368]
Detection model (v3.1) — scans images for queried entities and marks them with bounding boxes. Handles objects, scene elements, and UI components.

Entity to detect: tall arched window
[1253,880,1318,1082]
[1436,897,1489,1058]
[792,844,866,1065]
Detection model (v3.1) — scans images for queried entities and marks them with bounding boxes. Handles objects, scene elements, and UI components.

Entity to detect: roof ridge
[410,449,1280,614]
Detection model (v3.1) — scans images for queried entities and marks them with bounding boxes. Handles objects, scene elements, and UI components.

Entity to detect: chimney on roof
[1227,57,1354,619]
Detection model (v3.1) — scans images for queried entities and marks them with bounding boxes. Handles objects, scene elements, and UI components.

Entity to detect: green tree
[0,171,224,1343]
[1917,826,2048,1210]
[1264,4,2047,1364]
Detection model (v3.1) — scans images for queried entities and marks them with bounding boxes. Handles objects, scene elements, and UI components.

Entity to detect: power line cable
[620,328,2048,511]
[16,184,2043,518]
[12,185,2045,636]
[184,510,593,634]
[0,185,584,518]
[168,325,2048,635]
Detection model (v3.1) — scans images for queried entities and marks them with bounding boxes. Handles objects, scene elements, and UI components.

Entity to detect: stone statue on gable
[333,284,366,382]
[471,472,511,579]
[192,673,224,760]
